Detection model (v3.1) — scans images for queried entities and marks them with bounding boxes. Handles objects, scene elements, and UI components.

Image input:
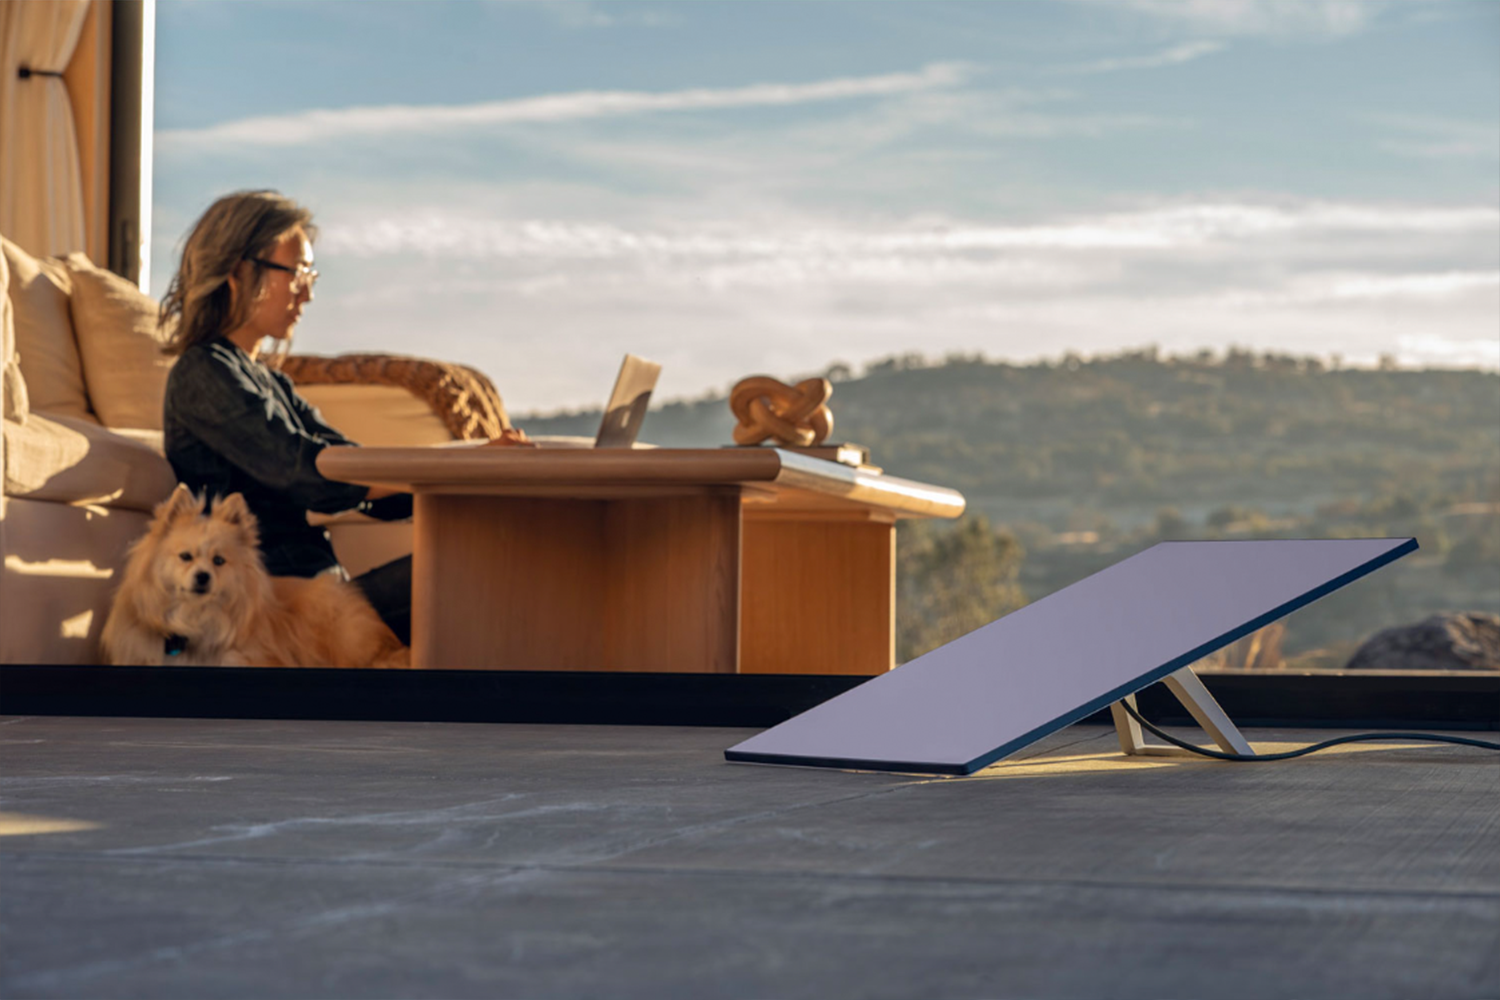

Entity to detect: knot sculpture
[730,376,834,447]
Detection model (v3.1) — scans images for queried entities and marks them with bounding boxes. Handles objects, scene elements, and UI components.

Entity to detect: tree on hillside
[897,516,1026,662]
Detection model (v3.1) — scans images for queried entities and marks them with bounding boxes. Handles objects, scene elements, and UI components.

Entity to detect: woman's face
[235,228,315,346]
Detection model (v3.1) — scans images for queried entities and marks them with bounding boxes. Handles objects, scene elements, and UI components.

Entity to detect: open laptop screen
[595,354,662,449]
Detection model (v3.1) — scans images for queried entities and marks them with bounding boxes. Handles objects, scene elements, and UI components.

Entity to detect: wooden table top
[318,445,966,520]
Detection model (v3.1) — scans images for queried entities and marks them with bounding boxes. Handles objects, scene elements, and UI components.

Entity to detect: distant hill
[519,349,1500,665]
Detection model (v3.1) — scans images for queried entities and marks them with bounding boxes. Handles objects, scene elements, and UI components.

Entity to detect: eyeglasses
[250,258,319,290]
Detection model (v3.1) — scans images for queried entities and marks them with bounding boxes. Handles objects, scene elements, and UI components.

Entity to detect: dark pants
[352,556,413,646]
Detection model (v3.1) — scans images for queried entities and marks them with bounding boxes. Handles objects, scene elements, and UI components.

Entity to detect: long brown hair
[159,191,317,356]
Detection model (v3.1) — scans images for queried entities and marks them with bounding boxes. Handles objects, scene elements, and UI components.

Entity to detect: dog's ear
[214,493,261,550]
[154,483,203,524]
[212,493,255,528]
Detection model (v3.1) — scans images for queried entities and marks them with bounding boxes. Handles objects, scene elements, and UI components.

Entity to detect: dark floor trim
[1115,671,1499,731]
[1,665,1496,730]
[0,665,873,728]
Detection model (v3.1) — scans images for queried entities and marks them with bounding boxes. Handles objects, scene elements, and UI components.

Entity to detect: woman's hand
[486,427,537,448]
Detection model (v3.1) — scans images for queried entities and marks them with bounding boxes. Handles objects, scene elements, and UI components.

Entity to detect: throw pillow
[0,236,95,422]
[1,239,27,425]
[2,362,27,425]
[64,252,176,430]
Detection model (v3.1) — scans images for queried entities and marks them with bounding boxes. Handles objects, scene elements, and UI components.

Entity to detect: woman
[159,190,525,646]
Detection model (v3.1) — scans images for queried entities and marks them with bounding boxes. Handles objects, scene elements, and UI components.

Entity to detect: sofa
[1,234,512,665]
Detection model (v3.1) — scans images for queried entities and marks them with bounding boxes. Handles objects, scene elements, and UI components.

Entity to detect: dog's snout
[193,570,212,592]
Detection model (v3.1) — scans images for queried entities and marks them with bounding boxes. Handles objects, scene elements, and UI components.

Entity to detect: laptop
[594,354,662,448]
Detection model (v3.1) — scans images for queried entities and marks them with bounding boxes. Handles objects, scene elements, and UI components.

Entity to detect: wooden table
[317,447,965,674]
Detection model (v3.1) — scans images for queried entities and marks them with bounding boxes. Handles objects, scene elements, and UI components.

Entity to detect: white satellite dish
[726,538,1416,774]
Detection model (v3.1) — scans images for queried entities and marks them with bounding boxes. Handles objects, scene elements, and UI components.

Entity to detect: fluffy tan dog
[101,484,409,668]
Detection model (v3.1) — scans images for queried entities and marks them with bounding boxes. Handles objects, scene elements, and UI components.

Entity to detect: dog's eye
[178,552,192,562]
[212,555,225,566]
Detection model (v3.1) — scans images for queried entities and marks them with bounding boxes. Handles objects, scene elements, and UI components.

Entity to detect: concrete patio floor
[1,714,1496,999]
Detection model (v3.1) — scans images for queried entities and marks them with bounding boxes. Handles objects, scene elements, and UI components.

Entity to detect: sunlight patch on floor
[971,740,1445,780]
[0,812,103,836]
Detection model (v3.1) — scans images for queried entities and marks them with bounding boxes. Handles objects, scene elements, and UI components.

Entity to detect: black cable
[1118,697,1500,761]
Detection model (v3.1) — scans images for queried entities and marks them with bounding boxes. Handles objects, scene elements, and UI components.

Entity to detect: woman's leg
[352,555,412,646]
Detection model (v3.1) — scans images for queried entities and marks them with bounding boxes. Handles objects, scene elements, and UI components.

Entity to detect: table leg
[412,492,740,672]
[739,513,896,675]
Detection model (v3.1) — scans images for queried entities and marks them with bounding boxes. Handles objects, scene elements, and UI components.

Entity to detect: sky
[151,0,1500,413]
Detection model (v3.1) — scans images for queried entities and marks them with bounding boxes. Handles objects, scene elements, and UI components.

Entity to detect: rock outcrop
[1345,612,1500,671]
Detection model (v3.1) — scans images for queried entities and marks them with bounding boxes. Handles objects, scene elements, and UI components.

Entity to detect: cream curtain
[0,0,91,257]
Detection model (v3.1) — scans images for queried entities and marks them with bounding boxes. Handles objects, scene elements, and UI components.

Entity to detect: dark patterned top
[163,337,410,577]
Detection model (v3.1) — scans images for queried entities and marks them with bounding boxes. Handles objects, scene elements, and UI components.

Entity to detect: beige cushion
[1,241,26,425]
[294,383,454,446]
[1,237,94,422]
[3,361,27,425]
[64,253,175,430]
[2,411,174,511]
[0,496,153,665]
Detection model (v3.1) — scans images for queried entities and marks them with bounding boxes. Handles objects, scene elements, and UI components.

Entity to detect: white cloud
[1069,40,1226,74]
[327,267,1495,413]
[521,1,679,29]
[1312,272,1500,301]
[1105,0,1377,36]
[317,202,1500,262]
[276,196,1498,409]
[156,63,973,150]
[463,86,1185,201]
[1397,334,1500,368]
[1206,271,1500,308]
